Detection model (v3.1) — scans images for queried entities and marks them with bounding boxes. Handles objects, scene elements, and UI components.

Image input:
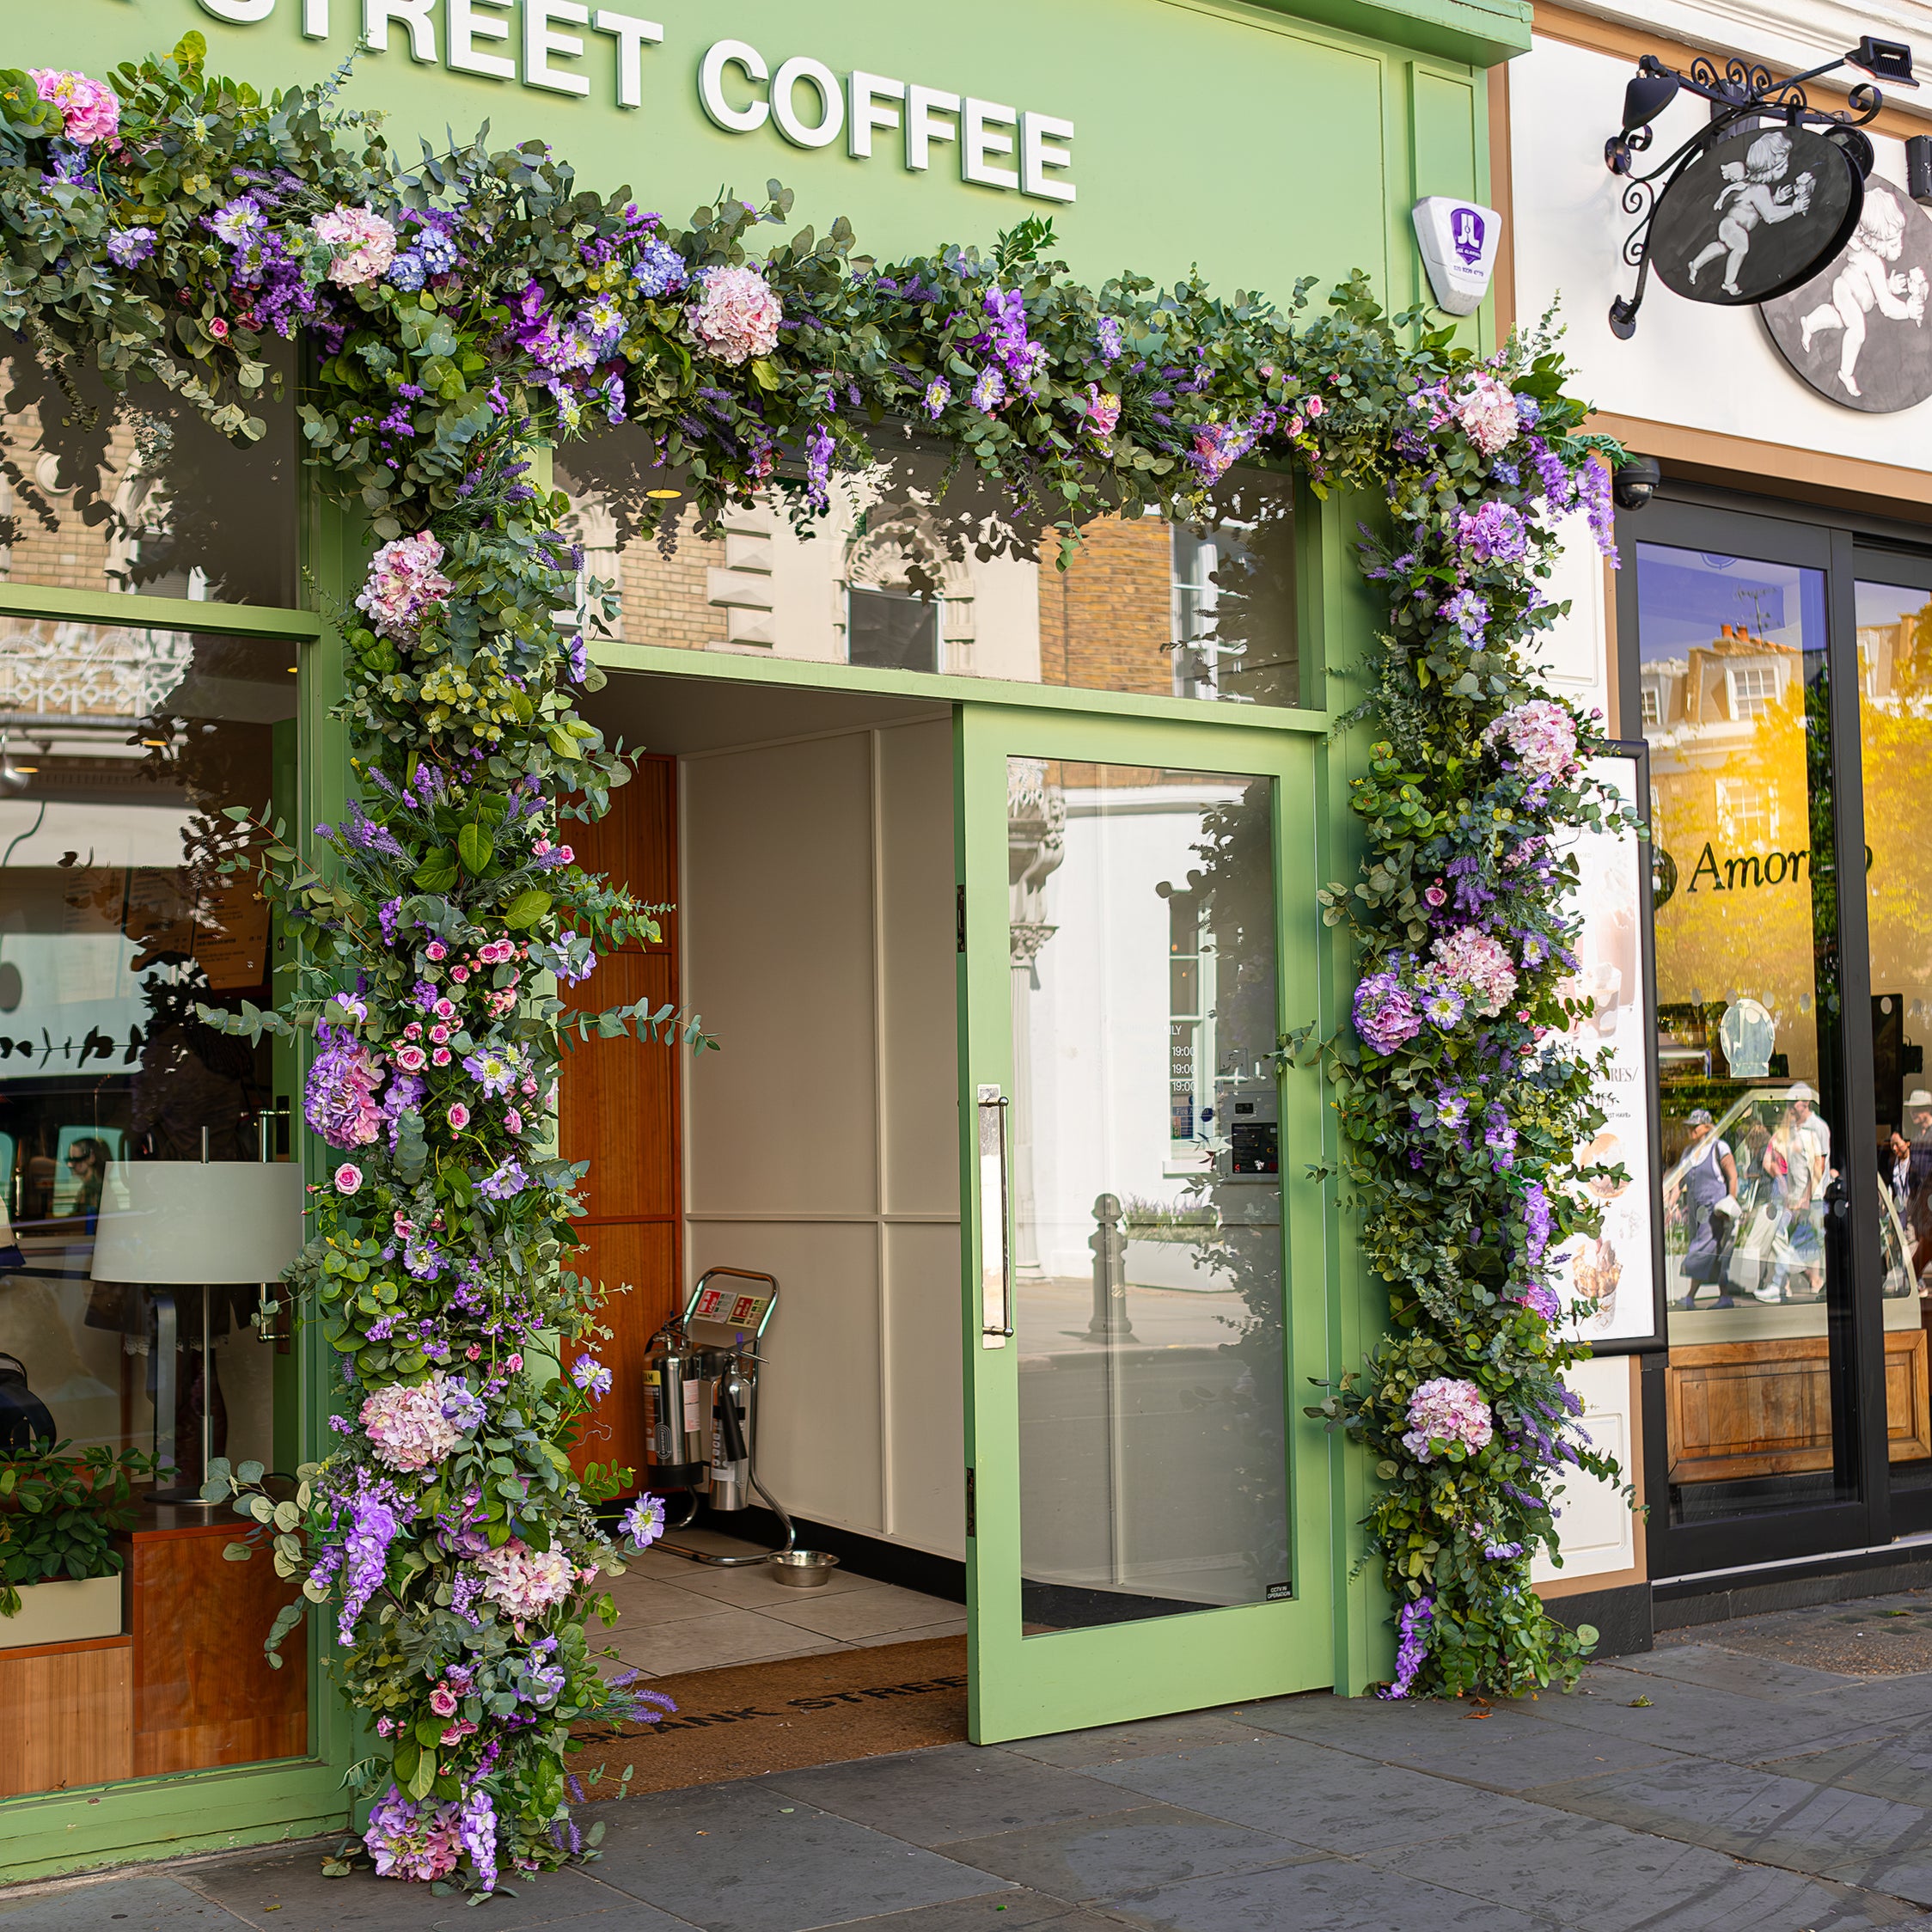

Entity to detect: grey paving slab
[1613,1642,1862,1700]
[1765,1719,1932,1806]
[1097,1855,1565,1932]
[1360,1808,1923,1932]
[767,1746,1130,1849]
[0,1874,248,1929]
[1780,1672,1932,1730]
[180,1844,665,1930]
[1235,1687,1699,1791]
[1533,1754,1932,1879]
[1079,1734,1562,1852]
[931,1801,1317,1902]
[832,1891,1119,1929]
[995,1711,1273,1770]
[576,1787,1000,1932]
[1504,1665,1894,1761]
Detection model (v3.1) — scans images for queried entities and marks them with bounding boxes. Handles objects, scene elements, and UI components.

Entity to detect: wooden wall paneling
[1666,1330,1932,1483]
[566,1220,676,1483]
[130,1525,308,1775]
[559,754,682,1492]
[0,1635,131,1797]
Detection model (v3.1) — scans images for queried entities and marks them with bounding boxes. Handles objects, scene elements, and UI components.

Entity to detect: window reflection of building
[547,443,1302,706]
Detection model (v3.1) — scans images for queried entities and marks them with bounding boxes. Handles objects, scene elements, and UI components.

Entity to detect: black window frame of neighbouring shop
[1617,479,1932,1583]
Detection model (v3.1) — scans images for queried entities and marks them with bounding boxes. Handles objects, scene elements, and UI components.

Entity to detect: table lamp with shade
[89,1137,305,1507]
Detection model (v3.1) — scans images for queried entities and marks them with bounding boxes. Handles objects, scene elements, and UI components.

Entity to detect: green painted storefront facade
[0,0,1520,1881]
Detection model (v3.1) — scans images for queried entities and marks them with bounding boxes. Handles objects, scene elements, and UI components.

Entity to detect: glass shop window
[553,442,1303,707]
[0,348,298,608]
[0,614,309,1800]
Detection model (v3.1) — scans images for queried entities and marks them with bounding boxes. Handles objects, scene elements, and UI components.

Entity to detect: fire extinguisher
[642,1325,712,1493]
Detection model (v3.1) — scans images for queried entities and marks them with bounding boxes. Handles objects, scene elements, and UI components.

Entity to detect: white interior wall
[681,716,965,1557]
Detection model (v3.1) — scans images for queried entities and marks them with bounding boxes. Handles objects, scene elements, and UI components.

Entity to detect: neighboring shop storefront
[0,0,1518,1881]
[1501,0,1932,1625]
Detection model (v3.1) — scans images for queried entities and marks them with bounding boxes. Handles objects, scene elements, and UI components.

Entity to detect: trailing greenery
[0,1442,156,1616]
[0,28,1632,1884]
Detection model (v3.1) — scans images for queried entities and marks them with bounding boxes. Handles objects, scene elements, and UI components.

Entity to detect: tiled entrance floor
[590,1525,968,1678]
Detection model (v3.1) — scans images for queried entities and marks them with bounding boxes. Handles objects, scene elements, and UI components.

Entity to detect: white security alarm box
[1413,197,1500,315]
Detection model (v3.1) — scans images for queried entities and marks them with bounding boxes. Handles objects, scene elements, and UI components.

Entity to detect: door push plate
[977,1084,1012,1348]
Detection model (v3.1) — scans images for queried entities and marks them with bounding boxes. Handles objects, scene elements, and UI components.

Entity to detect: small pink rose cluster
[474,1538,578,1621]
[313,204,398,287]
[688,264,782,365]
[1482,699,1580,783]
[1421,926,1519,1019]
[1453,373,1520,458]
[1402,1376,1494,1462]
[357,531,454,641]
[361,1373,468,1473]
[31,69,119,145]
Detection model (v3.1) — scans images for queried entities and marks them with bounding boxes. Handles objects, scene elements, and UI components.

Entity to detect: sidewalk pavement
[21,1593,1932,1932]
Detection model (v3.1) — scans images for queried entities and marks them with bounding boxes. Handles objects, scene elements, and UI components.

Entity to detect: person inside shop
[63,1137,109,1227]
[1678,1107,1741,1309]
[1888,1087,1932,1286]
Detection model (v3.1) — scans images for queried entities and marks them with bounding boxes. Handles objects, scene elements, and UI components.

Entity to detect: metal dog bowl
[768,1550,840,1588]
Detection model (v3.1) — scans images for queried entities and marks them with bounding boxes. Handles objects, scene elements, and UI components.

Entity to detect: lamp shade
[91,1162,306,1284]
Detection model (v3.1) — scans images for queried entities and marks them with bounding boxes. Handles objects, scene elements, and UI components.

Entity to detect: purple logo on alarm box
[1451,206,1486,266]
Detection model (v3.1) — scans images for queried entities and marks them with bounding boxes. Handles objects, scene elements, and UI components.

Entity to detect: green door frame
[953,698,1338,1742]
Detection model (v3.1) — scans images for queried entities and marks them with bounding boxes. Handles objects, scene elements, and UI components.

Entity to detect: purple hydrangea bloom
[304,1023,385,1147]
[477,1159,528,1201]
[1456,499,1529,566]
[1354,970,1421,1055]
[459,1783,498,1893]
[386,248,427,291]
[632,236,688,299]
[1096,314,1123,361]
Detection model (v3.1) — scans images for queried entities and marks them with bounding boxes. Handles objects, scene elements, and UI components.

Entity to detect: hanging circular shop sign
[1648,124,1863,308]
[1762,175,1932,411]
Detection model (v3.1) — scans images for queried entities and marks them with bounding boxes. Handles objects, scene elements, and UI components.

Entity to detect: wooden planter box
[0,1574,122,1652]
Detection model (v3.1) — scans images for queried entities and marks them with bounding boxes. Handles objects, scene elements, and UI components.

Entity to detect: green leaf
[502,887,551,930]
[223,1542,254,1562]
[414,848,461,892]
[456,820,495,874]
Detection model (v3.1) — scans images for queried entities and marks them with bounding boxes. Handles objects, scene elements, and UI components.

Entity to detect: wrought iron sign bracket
[1605,37,1913,339]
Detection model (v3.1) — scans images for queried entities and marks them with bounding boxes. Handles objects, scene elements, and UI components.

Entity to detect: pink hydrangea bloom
[313,205,398,287]
[1482,699,1579,781]
[31,70,119,145]
[356,531,453,641]
[1402,1376,1494,1461]
[360,1374,466,1473]
[1085,386,1120,439]
[688,264,782,365]
[1422,926,1519,1019]
[1453,373,1519,456]
[474,1539,577,1621]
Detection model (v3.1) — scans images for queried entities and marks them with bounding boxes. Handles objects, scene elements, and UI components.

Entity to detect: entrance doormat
[569,1635,968,1796]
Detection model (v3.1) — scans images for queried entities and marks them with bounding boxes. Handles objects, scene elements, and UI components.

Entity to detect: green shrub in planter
[0,1441,157,1617]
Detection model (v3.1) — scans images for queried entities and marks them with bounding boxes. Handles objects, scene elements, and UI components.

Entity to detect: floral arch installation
[1,39,1630,1890]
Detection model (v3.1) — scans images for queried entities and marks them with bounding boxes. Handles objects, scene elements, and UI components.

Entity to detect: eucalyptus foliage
[0,28,1629,1884]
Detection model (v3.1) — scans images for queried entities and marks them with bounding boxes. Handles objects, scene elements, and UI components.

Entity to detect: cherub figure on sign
[1798,187,1928,397]
[1686,131,1817,296]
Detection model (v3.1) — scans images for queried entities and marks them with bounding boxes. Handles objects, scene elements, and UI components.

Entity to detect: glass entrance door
[1629,499,1870,1571]
[957,704,1330,1742]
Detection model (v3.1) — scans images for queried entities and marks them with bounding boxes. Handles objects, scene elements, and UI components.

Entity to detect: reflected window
[0,350,297,608]
[552,438,1302,706]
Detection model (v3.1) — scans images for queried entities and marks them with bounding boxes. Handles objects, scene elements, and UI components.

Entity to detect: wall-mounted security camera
[1612,454,1662,510]
[1412,198,1500,315]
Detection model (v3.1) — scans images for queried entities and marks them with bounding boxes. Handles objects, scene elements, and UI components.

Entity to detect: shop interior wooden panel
[0,1634,131,1798]
[130,1520,308,1776]
[1667,1330,1932,1483]
[559,755,681,1483]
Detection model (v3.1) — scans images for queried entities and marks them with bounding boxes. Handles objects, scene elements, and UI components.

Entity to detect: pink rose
[429,1683,458,1717]
[433,998,456,1020]
[426,941,448,962]
[432,1047,452,1066]
[448,1103,470,1132]
[429,1024,449,1044]
[394,1043,428,1072]
[334,1163,363,1195]
[505,1353,523,1373]
[451,966,469,983]
[504,1108,523,1135]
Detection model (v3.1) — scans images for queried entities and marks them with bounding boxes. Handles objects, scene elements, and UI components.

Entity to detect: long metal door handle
[978,1085,1012,1348]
